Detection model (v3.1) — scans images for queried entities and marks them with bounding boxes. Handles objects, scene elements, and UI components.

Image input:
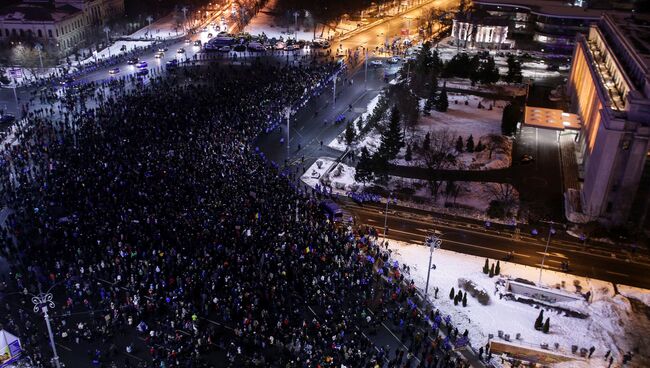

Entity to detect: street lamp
[284,105,294,160]
[34,43,43,69]
[382,193,397,242]
[424,233,442,299]
[31,292,61,368]
[181,6,189,32]
[103,26,111,57]
[537,221,559,286]
[332,69,340,106]
[293,11,300,40]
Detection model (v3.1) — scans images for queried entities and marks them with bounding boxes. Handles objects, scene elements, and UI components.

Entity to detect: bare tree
[486,183,518,216]
[421,129,456,199]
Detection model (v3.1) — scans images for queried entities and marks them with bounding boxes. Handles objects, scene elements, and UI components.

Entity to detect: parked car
[274,42,286,50]
[219,46,231,52]
[108,67,120,74]
[520,154,535,164]
[247,42,266,51]
[0,113,16,125]
[285,44,300,51]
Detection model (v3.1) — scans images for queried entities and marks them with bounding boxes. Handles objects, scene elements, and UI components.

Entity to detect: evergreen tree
[483,258,489,274]
[405,144,412,161]
[379,107,404,159]
[449,287,455,300]
[495,260,501,276]
[454,295,459,305]
[435,88,449,112]
[466,135,475,152]
[355,147,374,186]
[356,116,364,134]
[424,92,435,116]
[479,56,500,85]
[371,151,390,184]
[422,132,431,151]
[489,263,495,278]
[462,292,467,307]
[504,55,523,84]
[543,318,550,333]
[474,141,485,152]
[534,310,544,330]
[344,122,356,146]
[501,101,522,136]
[455,136,464,153]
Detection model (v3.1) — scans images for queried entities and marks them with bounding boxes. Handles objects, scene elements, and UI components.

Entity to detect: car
[193,40,202,46]
[136,61,148,69]
[108,67,120,74]
[59,77,75,86]
[184,39,191,44]
[274,42,286,50]
[0,113,16,125]
[520,154,535,164]
[336,49,346,57]
[218,45,231,52]
[136,68,149,76]
[207,33,213,38]
[177,48,185,54]
[126,58,139,65]
[285,44,300,51]
[154,52,164,58]
[388,56,401,64]
[158,47,168,52]
[370,60,383,66]
[165,59,178,69]
[233,44,246,52]
[247,42,266,51]
[321,41,331,49]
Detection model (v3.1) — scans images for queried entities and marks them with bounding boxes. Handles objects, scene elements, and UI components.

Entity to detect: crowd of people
[0,57,474,368]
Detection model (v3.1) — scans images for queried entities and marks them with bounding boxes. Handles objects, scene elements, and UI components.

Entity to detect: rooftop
[524,106,582,131]
[474,0,609,19]
[0,2,81,23]
[607,13,650,72]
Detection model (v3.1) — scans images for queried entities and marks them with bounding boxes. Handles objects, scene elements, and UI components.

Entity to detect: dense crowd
[0,59,473,368]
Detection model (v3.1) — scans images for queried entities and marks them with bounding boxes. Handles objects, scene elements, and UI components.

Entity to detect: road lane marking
[381,227,531,258]
[606,271,629,277]
[56,343,72,352]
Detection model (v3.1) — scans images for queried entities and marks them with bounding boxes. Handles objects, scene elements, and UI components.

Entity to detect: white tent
[0,330,21,367]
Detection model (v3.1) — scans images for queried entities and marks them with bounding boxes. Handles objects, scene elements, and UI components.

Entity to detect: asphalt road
[348,201,650,289]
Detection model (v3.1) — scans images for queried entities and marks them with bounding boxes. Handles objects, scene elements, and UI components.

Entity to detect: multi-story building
[566,13,650,229]
[473,0,610,54]
[0,0,124,55]
[451,12,511,49]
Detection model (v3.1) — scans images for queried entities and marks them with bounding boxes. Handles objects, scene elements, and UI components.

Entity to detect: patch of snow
[385,240,650,367]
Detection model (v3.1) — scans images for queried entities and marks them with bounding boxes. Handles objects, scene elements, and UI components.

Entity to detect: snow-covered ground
[302,158,519,219]
[330,93,513,171]
[79,41,155,65]
[245,0,335,41]
[386,240,650,367]
[124,13,184,41]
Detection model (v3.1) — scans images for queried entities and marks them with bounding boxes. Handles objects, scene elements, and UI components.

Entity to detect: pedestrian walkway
[559,132,581,192]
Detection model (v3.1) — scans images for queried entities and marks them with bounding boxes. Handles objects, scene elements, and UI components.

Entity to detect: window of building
[37,29,42,37]
[606,202,613,213]
[12,29,16,36]
[4,29,8,37]
[48,29,53,38]
[19,29,24,37]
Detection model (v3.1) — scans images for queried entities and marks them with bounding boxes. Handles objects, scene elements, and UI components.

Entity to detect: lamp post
[103,26,111,57]
[34,43,43,69]
[284,105,294,160]
[537,221,558,286]
[31,292,61,368]
[181,6,189,32]
[332,69,339,106]
[424,234,442,299]
[382,192,397,242]
[293,11,299,40]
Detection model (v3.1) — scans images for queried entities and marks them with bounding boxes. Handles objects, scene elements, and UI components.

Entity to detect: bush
[458,278,490,305]
[449,287,455,300]
[487,200,511,219]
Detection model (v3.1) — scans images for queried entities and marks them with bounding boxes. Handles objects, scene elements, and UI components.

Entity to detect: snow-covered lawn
[301,158,519,220]
[78,41,155,65]
[124,13,184,41]
[331,93,513,171]
[387,240,650,367]
[245,0,335,41]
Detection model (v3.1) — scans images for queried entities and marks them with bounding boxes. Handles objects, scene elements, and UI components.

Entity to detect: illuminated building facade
[567,14,650,228]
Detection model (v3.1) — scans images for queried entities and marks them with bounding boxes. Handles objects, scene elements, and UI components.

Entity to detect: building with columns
[566,13,650,229]
[451,12,510,48]
[0,0,124,56]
